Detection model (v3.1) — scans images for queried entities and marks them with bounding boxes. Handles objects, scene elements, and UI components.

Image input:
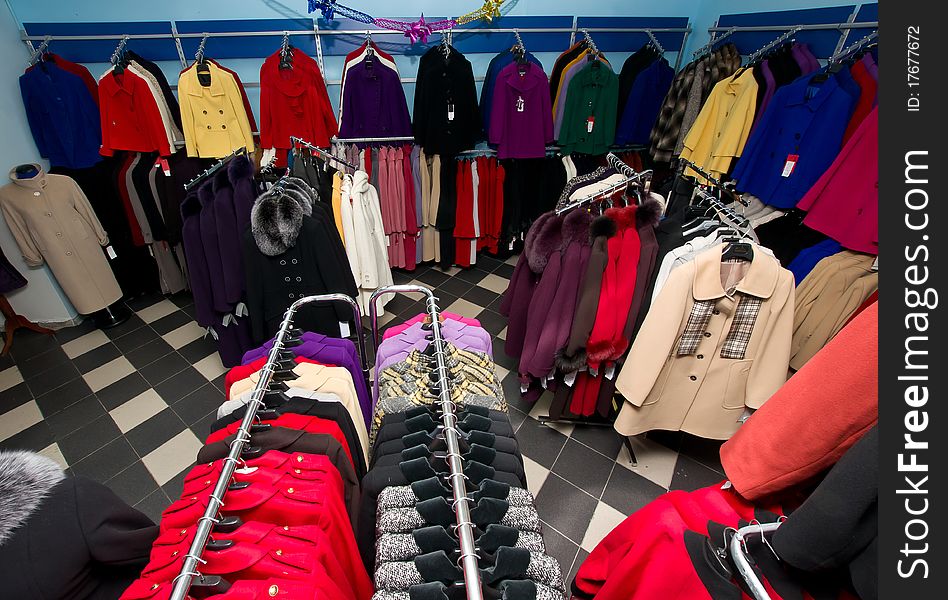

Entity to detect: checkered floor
[0,252,726,585]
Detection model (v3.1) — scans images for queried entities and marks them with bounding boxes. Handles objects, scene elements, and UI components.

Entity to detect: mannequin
[1,163,130,329]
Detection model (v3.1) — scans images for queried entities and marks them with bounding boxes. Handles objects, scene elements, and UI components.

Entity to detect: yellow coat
[178,62,255,158]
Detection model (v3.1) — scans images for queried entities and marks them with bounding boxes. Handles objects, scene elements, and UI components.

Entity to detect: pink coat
[797,107,877,255]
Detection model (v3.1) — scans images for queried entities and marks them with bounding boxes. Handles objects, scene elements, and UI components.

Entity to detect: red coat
[259,50,337,149]
[120,577,340,600]
[720,303,878,501]
[99,69,171,156]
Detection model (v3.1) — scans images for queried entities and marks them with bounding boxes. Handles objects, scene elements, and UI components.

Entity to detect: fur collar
[590,214,618,239]
[636,197,663,229]
[227,154,254,185]
[526,215,564,273]
[560,210,594,249]
[522,212,553,266]
[251,187,306,256]
[212,167,231,195]
[180,189,202,220]
[197,179,216,208]
[0,451,65,544]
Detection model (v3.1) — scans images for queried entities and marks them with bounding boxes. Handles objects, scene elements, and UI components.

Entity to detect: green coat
[559,61,619,155]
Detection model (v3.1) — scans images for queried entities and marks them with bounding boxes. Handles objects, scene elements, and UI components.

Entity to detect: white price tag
[781,154,799,177]
[339,321,351,338]
[105,245,117,259]
[564,371,577,387]
[604,364,616,380]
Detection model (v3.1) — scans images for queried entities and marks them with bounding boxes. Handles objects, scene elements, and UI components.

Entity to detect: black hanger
[205,539,235,551]
[188,575,231,598]
[241,446,265,459]
[213,516,243,533]
[722,240,754,262]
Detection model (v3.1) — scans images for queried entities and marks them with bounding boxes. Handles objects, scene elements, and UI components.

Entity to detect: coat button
[280,260,286,265]
[294,468,301,474]
[222,125,226,129]
[203,110,207,114]
[697,354,704,359]
[285,277,291,282]
[275,549,283,556]
[33,191,41,197]
[288,293,294,299]
[219,110,224,114]
[287,487,294,494]
[151,584,160,590]
[689,375,697,381]
[56,232,62,237]
[207,125,211,129]
[703,332,711,337]
[283,525,290,530]
[66,251,73,256]
[291,259,298,264]
[295,276,301,282]
[297,455,304,462]
[268,585,279,597]
[712,310,720,315]
[45,212,52,216]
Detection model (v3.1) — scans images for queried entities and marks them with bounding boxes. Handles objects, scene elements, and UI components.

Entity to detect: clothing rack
[183,147,247,191]
[27,34,51,64]
[580,29,600,56]
[168,292,367,600]
[829,30,877,63]
[367,284,485,600]
[555,176,631,215]
[291,135,358,171]
[645,29,665,54]
[194,32,209,63]
[692,26,736,57]
[694,188,752,234]
[746,25,804,63]
[729,521,784,600]
[333,135,416,144]
[110,34,130,66]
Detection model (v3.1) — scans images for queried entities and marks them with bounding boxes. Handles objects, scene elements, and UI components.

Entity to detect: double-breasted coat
[614,244,795,440]
[0,166,122,313]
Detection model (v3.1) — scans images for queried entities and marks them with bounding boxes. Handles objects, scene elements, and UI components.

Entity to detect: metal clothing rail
[367,284,485,600]
[829,30,877,63]
[291,135,358,170]
[184,147,247,191]
[729,521,784,600]
[168,292,366,600]
[708,20,878,33]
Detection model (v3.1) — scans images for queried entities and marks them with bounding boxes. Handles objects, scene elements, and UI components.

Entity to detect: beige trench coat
[614,244,795,440]
[0,166,122,314]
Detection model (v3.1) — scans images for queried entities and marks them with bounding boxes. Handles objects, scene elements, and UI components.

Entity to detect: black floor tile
[154,367,207,405]
[492,347,519,372]
[25,363,81,397]
[679,434,725,474]
[180,305,197,319]
[136,488,172,523]
[18,347,71,379]
[46,395,107,439]
[415,269,450,288]
[149,310,193,335]
[189,412,219,441]
[53,319,98,344]
[477,255,504,270]
[71,343,122,374]
[454,268,488,285]
[669,455,726,492]
[161,465,193,501]
[9,330,60,361]
[139,352,190,386]
[568,549,589,587]
[169,292,195,308]
[501,371,535,415]
[125,408,188,457]
[172,383,224,426]
[382,294,416,316]
[177,336,219,364]
[107,460,161,506]
[58,414,122,464]
[35,375,92,418]
[0,353,14,371]
[539,520,580,584]
[506,407,527,433]
[493,263,516,279]
[391,269,415,285]
[437,277,474,297]
[475,309,508,336]
[124,292,166,312]
[551,439,615,498]
[600,464,666,515]
[465,285,500,308]
[516,417,568,469]
[70,437,138,483]
[535,474,598,543]
[396,298,428,320]
[571,425,624,460]
[0,421,53,452]
[210,374,227,395]
[97,372,151,410]
[104,315,147,340]
[111,323,159,352]
[430,291,458,310]
[0,382,33,414]
[486,296,505,313]
[125,338,175,369]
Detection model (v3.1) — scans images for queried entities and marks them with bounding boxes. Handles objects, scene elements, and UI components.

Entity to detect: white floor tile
[193,353,226,381]
[162,321,206,350]
[110,389,168,433]
[39,442,69,469]
[494,364,509,383]
[522,455,550,497]
[60,329,110,359]
[444,298,483,320]
[0,365,23,392]
[0,400,43,442]
[142,429,203,485]
[442,266,462,276]
[617,435,680,489]
[136,299,179,324]
[505,255,519,265]
[83,356,135,392]
[528,393,574,437]
[497,326,508,341]
[581,501,628,552]
[478,273,510,294]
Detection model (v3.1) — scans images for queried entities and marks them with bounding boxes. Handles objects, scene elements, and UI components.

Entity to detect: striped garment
[676,292,763,360]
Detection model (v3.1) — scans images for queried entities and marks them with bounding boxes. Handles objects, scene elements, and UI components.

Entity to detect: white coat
[341,171,393,315]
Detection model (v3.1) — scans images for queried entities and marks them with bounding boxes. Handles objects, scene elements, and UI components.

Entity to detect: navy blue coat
[19,63,102,169]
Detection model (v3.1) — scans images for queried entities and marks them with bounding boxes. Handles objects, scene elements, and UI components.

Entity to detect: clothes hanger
[188,576,231,598]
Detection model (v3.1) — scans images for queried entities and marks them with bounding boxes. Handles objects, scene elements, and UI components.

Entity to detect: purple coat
[197,182,230,313]
[489,62,553,159]
[180,191,216,327]
[228,155,256,236]
[338,59,412,141]
[212,169,244,305]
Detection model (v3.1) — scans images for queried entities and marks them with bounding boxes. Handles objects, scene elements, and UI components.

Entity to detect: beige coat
[614,244,795,440]
[0,166,122,314]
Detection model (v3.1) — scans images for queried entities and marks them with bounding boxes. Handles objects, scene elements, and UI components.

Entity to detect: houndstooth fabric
[377,505,543,535]
[375,529,547,565]
[721,295,762,359]
[523,552,566,590]
[375,560,424,591]
[371,592,410,600]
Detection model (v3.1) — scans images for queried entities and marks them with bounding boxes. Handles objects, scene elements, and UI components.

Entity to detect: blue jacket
[19,63,101,169]
[732,70,858,209]
[614,58,674,146]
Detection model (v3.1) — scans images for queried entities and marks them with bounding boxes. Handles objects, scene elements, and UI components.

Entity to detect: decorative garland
[308,0,505,44]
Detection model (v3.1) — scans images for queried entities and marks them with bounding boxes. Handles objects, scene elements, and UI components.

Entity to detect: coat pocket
[642,363,674,406]
[722,360,753,409]
[71,218,90,240]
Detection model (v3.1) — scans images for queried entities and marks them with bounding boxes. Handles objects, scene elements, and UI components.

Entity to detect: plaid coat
[614,243,795,440]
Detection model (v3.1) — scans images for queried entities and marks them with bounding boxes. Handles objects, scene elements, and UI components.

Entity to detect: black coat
[413,46,481,157]
[0,451,157,599]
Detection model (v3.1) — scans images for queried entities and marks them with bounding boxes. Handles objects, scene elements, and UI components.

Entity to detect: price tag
[515,96,524,113]
[447,104,455,121]
[564,371,578,387]
[781,154,799,177]
[339,321,351,338]
[586,116,595,133]
[871,256,879,271]
[604,364,616,380]
[721,481,733,490]
[105,245,117,259]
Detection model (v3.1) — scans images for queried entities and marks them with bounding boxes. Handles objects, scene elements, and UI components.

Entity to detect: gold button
[287,487,294,494]
[275,549,283,555]
[296,455,303,462]
[283,525,289,531]
[181,529,187,535]
[269,584,279,597]
[294,469,301,474]
[205,480,211,485]
[171,551,178,557]
[151,583,160,590]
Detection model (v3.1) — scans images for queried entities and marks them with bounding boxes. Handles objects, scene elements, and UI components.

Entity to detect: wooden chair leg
[0,295,54,356]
